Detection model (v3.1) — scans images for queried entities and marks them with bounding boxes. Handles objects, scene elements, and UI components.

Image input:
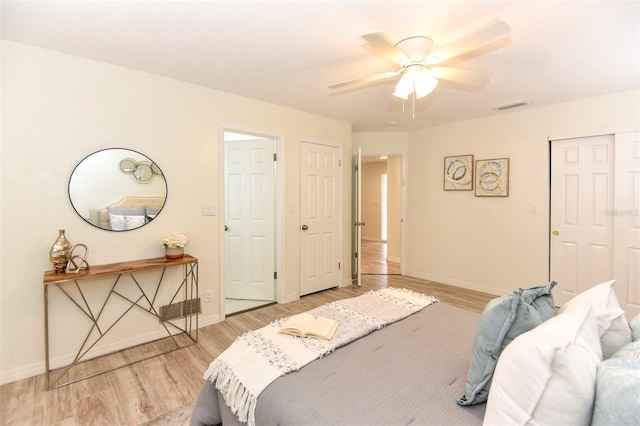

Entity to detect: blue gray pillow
[631,313,640,342]
[592,340,640,426]
[457,281,557,406]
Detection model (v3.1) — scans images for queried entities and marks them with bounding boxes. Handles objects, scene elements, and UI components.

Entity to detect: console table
[43,255,198,389]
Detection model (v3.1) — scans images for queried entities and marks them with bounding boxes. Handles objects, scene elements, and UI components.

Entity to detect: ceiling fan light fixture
[392,72,415,99]
[393,67,437,99]
[414,69,438,99]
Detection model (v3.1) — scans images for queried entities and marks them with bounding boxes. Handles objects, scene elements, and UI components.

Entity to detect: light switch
[202,203,216,216]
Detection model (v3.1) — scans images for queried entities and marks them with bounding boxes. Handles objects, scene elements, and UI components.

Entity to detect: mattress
[191,302,486,425]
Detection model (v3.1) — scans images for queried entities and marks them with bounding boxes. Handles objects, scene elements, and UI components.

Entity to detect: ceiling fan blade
[427,19,510,65]
[328,70,401,89]
[430,67,489,86]
[361,32,410,65]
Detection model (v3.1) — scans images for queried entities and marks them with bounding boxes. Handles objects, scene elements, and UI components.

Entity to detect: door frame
[356,149,407,276]
[218,125,285,321]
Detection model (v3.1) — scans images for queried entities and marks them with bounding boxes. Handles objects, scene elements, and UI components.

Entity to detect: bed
[191,281,640,426]
[190,300,486,426]
[98,196,165,230]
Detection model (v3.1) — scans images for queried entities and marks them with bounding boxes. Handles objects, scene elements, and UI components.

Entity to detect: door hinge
[273,153,277,161]
[274,271,277,279]
[338,262,341,270]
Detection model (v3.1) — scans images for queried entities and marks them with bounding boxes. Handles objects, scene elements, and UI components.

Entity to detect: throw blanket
[203,288,438,426]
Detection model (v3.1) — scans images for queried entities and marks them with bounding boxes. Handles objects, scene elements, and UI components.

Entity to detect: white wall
[406,89,640,296]
[0,41,352,383]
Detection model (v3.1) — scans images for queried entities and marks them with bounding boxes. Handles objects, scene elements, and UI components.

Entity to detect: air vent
[494,99,531,111]
[159,298,201,321]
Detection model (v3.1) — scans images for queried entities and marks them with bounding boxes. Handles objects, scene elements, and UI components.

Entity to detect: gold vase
[50,229,72,273]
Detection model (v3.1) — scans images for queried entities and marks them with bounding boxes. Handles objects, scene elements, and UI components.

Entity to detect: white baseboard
[408,271,503,297]
[0,313,222,386]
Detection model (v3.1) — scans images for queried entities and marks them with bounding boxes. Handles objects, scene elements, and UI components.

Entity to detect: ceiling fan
[329,20,510,103]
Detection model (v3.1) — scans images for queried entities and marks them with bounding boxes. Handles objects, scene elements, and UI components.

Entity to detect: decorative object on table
[161,232,189,259]
[444,154,474,191]
[65,243,90,273]
[49,229,72,273]
[475,158,510,197]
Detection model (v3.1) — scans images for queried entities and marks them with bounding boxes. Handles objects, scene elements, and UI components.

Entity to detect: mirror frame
[68,148,168,231]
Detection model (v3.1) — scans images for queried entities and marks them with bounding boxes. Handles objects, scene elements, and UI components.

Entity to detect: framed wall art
[444,154,474,191]
[475,158,510,197]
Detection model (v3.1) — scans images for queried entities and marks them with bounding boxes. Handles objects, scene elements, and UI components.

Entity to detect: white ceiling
[2,1,639,132]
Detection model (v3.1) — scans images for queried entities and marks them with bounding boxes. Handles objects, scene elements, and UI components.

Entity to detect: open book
[279,313,339,340]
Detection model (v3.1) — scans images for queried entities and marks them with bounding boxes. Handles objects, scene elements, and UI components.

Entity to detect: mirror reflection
[69,148,167,231]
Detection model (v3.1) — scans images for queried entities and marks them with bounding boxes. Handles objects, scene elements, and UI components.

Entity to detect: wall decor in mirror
[69,148,167,231]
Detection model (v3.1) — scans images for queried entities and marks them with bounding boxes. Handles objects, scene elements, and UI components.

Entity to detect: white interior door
[550,135,615,306]
[612,131,640,318]
[551,132,640,318]
[224,138,275,300]
[300,141,340,296]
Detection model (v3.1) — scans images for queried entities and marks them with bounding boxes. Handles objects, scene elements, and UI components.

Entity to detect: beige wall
[0,41,352,383]
[386,156,402,262]
[406,89,640,296]
[361,161,386,241]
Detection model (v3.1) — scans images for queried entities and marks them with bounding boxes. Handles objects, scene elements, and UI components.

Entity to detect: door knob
[552,230,559,236]
[225,225,229,232]
[301,224,309,231]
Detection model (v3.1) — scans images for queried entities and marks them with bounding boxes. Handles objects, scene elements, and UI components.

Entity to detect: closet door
[550,135,614,305]
[551,131,640,318]
[612,131,640,318]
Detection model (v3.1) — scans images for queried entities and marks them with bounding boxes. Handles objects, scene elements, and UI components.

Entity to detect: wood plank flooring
[360,240,401,275]
[1,275,494,426]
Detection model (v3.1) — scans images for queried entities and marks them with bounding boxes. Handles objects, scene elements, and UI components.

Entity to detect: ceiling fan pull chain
[412,90,416,120]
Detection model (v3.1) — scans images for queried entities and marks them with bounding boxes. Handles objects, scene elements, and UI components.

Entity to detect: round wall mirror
[69,148,167,231]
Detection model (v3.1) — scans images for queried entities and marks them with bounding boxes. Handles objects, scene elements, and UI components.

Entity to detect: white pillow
[108,213,146,231]
[124,215,146,230]
[483,308,602,426]
[558,279,631,358]
[108,213,126,231]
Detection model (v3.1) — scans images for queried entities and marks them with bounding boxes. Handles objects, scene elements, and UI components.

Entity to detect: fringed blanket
[203,288,438,426]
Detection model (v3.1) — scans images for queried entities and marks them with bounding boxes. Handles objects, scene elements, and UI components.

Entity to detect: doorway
[222,130,278,316]
[359,155,402,275]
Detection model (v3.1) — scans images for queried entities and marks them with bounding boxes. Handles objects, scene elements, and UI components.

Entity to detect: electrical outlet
[204,290,213,303]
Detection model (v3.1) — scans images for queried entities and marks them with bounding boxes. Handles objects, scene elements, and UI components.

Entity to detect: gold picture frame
[475,158,510,197]
[444,154,474,191]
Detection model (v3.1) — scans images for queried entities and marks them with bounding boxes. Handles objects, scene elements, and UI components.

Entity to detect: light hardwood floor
[1,275,494,426]
[360,240,401,275]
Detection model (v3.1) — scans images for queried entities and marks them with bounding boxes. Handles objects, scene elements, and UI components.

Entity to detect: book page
[280,313,315,335]
[308,316,339,339]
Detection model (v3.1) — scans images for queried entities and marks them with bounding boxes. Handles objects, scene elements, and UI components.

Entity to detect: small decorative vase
[50,229,72,273]
[165,246,184,259]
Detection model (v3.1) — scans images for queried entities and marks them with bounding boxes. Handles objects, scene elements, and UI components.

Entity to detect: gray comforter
[191,302,485,425]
